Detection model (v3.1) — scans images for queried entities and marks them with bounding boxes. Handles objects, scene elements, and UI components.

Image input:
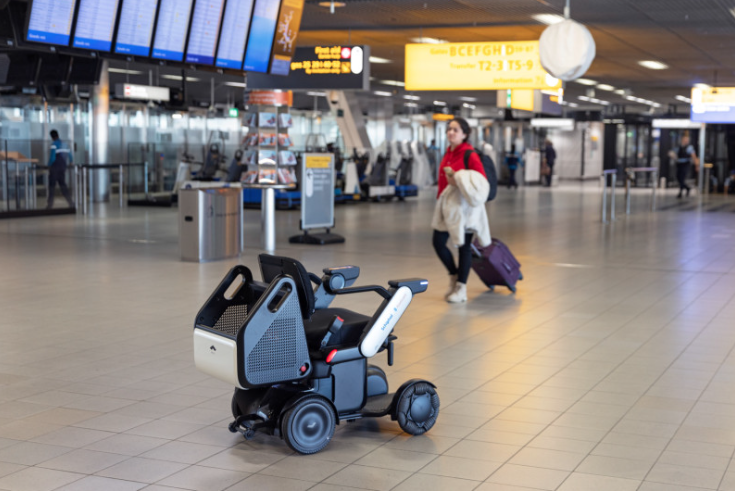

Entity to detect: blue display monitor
[151,0,194,61]
[185,0,226,65]
[26,0,77,46]
[114,0,160,56]
[72,0,121,52]
[215,0,255,69]
[242,0,280,73]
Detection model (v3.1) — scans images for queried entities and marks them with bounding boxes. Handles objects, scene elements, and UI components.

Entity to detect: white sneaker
[447,282,467,303]
[445,274,458,299]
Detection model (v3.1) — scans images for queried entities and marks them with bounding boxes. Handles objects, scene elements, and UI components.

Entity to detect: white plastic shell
[193,328,242,388]
[360,286,413,358]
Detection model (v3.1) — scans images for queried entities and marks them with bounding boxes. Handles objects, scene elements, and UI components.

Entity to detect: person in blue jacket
[505,143,521,189]
[47,130,75,208]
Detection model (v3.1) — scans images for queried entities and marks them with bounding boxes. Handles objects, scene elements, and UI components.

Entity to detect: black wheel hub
[292,404,331,448]
[408,392,434,426]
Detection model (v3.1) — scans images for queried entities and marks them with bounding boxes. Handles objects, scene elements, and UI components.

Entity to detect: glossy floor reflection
[1,183,734,491]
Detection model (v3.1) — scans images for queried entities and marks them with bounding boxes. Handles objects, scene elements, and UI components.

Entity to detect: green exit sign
[228,108,239,118]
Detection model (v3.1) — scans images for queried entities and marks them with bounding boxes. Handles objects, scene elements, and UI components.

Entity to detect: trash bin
[179,187,243,262]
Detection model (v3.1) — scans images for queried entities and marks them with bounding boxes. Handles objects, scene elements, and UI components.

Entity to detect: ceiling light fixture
[306,91,326,96]
[405,102,419,107]
[161,75,200,82]
[596,84,615,91]
[374,91,393,97]
[638,60,668,70]
[224,82,247,88]
[108,68,143,75]
[433,100,447,106]
[459,97,477,102]
[578,95,610,106]
[575,78,598,86]
[462,103,477,109]
[379,80,405,87]
[532,13,565,25]
[675,95,692,103]
[409,37,447,44]
[403,95,420,100]
[318,1,346,13]
[369,56,392,64]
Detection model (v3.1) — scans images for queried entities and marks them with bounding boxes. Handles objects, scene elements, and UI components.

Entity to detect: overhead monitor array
[22,0,304,75]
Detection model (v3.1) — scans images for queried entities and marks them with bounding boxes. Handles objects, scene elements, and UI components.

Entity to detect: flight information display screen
[215,0,255,69]
[72,0,121,51]
[242,0,280,73]
[26,0,77,46]
[151,0,194,61]
[185,0,226,65]
[114,0,160,56]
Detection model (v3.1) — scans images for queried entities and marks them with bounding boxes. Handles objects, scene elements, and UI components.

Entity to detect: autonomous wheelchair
[193,254,440,454]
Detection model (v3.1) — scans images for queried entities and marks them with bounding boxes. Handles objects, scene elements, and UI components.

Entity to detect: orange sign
[247,90,293,106]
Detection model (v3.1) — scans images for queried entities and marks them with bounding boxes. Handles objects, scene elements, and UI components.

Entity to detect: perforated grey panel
[212,305,248,337]
[245,293,309,385]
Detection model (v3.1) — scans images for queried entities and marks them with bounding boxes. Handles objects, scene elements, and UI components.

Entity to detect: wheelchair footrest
[360,393,395,418]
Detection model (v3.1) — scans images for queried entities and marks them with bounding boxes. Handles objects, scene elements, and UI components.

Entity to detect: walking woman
[431,118,491,303]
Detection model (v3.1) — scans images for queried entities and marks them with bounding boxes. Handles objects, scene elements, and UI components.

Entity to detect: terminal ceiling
[8,0,735,114]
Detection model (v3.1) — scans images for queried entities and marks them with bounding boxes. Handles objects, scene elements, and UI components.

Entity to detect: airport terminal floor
[1,184,735,491]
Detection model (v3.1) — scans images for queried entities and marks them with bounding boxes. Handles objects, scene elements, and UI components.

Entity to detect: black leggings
[433,230,474,284]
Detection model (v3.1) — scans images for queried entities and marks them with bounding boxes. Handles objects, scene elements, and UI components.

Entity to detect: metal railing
[625,167,658,215]
[74,163,144,214]
[601,169,617,223]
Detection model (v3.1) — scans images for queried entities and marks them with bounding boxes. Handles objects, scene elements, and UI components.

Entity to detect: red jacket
[437,142,486,197]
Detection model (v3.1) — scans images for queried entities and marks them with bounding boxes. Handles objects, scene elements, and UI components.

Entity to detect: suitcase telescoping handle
[470,243,482,258]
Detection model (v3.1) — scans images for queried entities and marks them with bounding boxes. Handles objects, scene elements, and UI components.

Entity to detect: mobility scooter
[193,255,440,454]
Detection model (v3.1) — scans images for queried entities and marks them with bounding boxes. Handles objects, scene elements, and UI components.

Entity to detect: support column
[92,59,110,202]
[698,123,706,194]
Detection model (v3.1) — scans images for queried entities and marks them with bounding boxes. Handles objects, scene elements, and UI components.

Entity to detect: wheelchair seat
[303,308,371,352]
[258,254,371,353]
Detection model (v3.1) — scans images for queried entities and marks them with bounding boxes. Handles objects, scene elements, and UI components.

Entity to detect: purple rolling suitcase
[471,238,523,293]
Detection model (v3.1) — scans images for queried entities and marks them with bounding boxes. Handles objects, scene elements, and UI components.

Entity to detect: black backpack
[463,148,498,201]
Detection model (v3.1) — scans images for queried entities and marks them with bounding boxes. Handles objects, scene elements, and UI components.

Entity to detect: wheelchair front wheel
[282,395,336,454]
[231,392,241,418]
[396,382,440,436]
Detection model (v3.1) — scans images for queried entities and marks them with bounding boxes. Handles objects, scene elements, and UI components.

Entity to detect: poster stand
[289,153,344,245]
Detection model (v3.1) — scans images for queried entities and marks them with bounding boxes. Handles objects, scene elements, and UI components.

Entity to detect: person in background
[46,129,74,209]
[668,134,699,198]
[426,139,439,184]
[505,143,520,189]
[431,118,488,304]
[543,139,556,187]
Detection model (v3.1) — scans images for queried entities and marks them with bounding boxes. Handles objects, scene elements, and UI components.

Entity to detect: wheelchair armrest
[329,284,391,300]
[388,278,428,295]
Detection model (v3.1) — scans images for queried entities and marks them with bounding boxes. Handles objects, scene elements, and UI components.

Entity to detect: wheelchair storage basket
[193,254,440,454]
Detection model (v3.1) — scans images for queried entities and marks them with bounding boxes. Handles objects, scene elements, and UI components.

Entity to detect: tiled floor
[1,183,735,490]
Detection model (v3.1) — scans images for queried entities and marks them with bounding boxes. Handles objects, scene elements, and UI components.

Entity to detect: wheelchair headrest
[258,254,315,320]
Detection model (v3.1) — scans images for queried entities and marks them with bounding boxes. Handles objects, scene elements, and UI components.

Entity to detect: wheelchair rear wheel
[282,395,336,454]
[396,382,440,436]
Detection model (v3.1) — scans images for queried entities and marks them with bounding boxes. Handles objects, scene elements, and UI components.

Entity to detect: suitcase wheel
[509,285,517,294]
[518,272,523,281]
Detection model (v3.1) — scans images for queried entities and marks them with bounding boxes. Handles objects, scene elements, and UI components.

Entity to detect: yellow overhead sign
[405,41,562,91]
[692,87,735,104]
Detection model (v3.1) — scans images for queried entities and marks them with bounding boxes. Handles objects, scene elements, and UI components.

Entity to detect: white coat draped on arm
[431,169,491,248]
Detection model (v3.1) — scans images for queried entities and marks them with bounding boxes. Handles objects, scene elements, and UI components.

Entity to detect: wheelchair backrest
[258,254,316,320]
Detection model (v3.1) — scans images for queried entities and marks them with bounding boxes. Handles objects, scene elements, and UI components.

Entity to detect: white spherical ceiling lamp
[539,18,596,82]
